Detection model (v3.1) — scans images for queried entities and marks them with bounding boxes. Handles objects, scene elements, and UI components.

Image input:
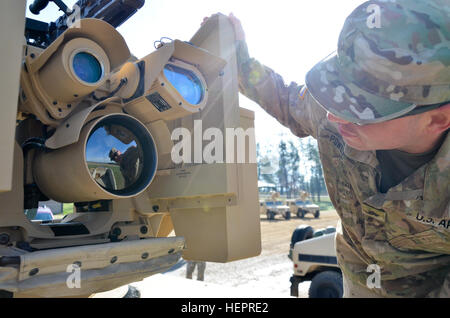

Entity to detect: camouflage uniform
[186,261,206,281]
[236,0,450,297]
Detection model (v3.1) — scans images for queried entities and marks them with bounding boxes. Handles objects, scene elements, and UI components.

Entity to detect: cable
[91,78,128,102]
[21,137,48,188]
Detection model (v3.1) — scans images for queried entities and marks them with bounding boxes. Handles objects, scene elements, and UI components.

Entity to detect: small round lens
[163,64,204,105]
[72,52,103,83]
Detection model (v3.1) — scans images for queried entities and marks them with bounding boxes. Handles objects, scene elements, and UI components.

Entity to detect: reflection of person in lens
[109,146,140,188]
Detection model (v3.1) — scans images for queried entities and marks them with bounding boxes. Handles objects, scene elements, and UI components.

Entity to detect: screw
[110,256,117,264]
[140,226,148,235]
[0,233,10,245]
[168,249,175,254]
[152,205,159,212]
[141,253,149,260]
[30,53,35,59]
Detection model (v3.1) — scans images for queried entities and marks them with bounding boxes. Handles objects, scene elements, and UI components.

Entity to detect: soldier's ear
[425,103,450,135]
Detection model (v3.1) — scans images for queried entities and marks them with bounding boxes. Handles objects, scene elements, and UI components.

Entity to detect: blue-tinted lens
[72,52,102,83]
[163,64,204,105]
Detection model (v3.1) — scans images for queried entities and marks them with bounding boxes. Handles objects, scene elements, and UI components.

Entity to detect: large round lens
[163,64,204,105]
[85,116,157,195]
[72,52,103,83]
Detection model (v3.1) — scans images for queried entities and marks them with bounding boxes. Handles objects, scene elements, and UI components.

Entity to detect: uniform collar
[343,143,379,169]
[363,131,450,213]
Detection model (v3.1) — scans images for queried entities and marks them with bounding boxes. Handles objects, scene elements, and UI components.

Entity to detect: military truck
[288,225,343,298]
[259,200,291,220]
[0,1,261,297]
[259,192,291,220]
[287,191,320,219]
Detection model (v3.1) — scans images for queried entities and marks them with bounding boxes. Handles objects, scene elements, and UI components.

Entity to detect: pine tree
[287,140,301,198]
[305,138,325,202]
[256,142,261,181]
[276,140,289,195]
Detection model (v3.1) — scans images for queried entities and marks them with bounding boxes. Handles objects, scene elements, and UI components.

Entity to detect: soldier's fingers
[202,12,223,26]
[228,12,239,23]
[228,13,245,41]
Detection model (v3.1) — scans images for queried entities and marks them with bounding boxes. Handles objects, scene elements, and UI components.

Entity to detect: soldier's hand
[227,13,246,41]
[201,12,246,41]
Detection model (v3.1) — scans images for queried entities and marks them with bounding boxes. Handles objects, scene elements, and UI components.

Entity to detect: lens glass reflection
[163,64,204,105]
[86,124,144,191]
[73,52,103,83]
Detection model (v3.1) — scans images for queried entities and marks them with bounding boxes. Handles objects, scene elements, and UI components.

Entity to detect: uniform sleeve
[235,40,326,139]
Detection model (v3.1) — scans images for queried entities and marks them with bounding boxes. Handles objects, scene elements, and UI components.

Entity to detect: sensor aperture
[163,63,204,105]
[72,52,103,84]
[86,117,152,194]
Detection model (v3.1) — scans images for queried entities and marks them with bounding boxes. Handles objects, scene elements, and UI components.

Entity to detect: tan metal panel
[0,0,26,192]
[146,14,261,262]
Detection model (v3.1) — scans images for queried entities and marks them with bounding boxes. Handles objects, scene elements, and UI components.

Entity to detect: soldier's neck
[396,130,448,154]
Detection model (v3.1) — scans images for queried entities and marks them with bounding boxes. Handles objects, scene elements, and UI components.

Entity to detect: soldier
[109,146,140,188]
[186,260,206,281]
[207,0,450,297]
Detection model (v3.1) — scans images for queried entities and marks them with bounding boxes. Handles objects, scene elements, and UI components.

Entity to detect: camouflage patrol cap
[305,0,450,124]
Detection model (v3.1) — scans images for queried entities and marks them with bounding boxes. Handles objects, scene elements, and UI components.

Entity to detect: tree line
[257,138,327,201]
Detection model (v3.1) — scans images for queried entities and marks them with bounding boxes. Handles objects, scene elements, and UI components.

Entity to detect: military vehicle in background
[287,191,320,219]
[288,225,342,298]
[259,191,291,220]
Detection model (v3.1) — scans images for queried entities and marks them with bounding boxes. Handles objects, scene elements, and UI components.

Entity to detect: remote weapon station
[0,0,261,297]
